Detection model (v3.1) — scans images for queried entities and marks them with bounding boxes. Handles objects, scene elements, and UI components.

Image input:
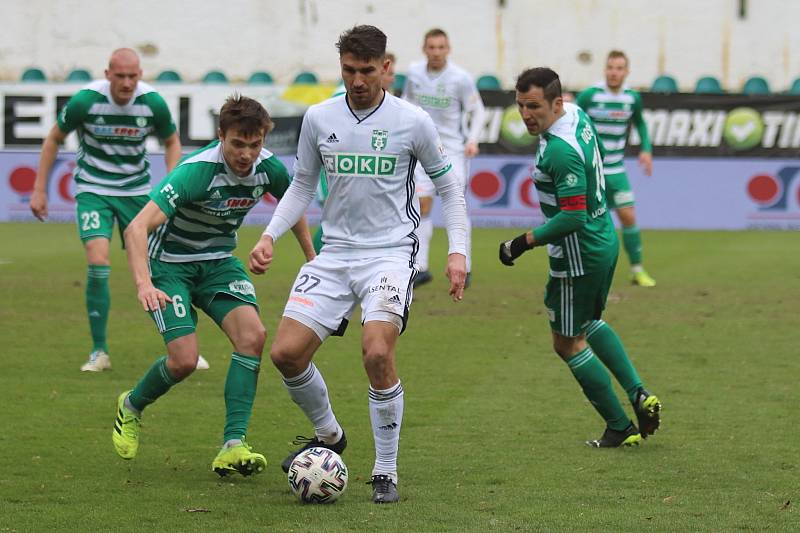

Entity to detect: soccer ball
[287,447,348,503]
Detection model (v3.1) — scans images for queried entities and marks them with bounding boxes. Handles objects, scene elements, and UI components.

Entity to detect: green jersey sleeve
[56,90,94,133]
[261,157,293,200]
[632,91,652,152]
[145,92,177,140]
[575,88,592,112]
[149,163,210,218]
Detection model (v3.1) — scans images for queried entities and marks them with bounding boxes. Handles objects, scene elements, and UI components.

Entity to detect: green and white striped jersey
[57,80,176,196]
[148,140,291,262]
[576,84,651,175]
[533,104,618,277]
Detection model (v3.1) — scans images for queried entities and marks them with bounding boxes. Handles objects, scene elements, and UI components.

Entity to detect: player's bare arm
[30,125,67,221]
[290,217,317,262]
[163,132,182,173]
[123,201,171,312]
[639,152,653,176]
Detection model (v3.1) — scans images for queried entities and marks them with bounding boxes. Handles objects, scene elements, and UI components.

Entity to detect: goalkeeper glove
[499,233,533,266]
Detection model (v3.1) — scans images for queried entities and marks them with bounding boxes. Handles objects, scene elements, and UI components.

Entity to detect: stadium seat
[788,78,800,95]
[21,67,46,82]
[650,75,679,93]
[202,70,229,84]
[694,76,724,94]
[293,71,319,84]
[155,70,182,82]
[742,76,770,95]
[248,71,274,84]
[476,74,502,90]
[66,69,92,82]
[392,72,406,93]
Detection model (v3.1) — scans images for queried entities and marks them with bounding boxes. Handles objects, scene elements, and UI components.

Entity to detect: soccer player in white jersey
[402,28,486,287]
[28,49,197,372]
[249,25,468,503]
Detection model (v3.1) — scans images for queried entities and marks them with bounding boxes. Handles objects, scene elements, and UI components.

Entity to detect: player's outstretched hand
[249,234,275,275]
[137,283,172,312]
[499,233,534,266]
[29,190,49,221]
[445,253,467,301]
[639,152,653,177]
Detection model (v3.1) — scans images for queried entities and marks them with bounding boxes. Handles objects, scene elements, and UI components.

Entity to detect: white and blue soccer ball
[287,447,348,503]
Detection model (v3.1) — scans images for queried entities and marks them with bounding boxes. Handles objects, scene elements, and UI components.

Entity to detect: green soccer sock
[86,265,111,352]
[622,225,643,266]
[129,356,181,412]
[312,226,324,255]
[566,347,631,431]
[223,352,261,442]
[586,320,643,404]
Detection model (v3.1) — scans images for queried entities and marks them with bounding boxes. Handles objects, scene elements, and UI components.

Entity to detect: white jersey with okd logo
[293,92,453,255]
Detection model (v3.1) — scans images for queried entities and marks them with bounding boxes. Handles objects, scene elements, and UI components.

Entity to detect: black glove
[499,233,533,266]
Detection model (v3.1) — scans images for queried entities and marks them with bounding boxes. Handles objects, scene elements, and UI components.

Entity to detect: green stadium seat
[66,69,92,82]
[392,72,406,93]
[476,74,502,90]
[742,76,770,95]
[788,78,800,95]
[650,75,679,93]
[202,70,229,84]
[155,70,182,82]
[21,67,46,82]
[248,71,274,84]
[694,76,723,94]
[293,71,319,84]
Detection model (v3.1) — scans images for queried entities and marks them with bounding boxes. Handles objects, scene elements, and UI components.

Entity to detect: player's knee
[168,357,197,380]
[270,342,301,374]
[236,324,266,356]
[362,344,391,373]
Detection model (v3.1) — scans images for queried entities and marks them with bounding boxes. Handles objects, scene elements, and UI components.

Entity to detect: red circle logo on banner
[9,167,36,194]
[746,174,781,206]
[469,171,504,203]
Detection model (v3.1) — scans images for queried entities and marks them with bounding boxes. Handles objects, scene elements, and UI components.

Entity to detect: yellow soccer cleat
[112,391,140,459]
[212,441,267,477]
[632,269,657,287]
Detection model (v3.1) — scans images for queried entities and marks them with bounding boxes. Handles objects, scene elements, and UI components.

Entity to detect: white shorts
[283,252,416,341]
[414,152,468,198]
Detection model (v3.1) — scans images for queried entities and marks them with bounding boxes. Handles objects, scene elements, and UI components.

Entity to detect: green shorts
[148,256,259,343]
[604,171,635,209]
[75,192,149,245]
[544,258,617,337]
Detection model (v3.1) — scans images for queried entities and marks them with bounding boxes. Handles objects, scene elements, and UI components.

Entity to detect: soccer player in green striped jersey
[576,50,656,287]
[112,95,315,475]
[30,48,183,372]
[499,67,661,447]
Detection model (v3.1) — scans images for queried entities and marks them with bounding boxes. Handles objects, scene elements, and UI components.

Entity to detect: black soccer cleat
[586,422,642,448]
[413,270,433,287]
[369,474,399,503]
[634,388,662,438]
[280,431,347,473]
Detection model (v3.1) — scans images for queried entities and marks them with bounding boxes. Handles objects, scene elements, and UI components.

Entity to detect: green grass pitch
[0,223,796,531]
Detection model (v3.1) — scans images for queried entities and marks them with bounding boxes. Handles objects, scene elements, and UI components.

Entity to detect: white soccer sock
[369,381,404,483]
[283,363,343,444]
[417,216,433,272]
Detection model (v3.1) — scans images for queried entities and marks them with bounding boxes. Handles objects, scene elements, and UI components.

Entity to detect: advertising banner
[3,151,798,230]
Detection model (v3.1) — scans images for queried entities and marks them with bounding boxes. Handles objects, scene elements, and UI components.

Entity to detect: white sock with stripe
[369,381,404,483]
[283,363,343,444]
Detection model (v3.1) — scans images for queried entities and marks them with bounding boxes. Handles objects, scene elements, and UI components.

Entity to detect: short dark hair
[336,25,387,61]
[384,52,396,64]
[515,67,562,102]
[218,94,273,137]
[607,50,629,67]
[423,28,448,44]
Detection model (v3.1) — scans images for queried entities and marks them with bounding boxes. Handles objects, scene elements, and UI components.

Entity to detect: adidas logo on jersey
[388,295,402,304]
[94,116,105,124]
[210,190,222,199]
[326,133,339,143]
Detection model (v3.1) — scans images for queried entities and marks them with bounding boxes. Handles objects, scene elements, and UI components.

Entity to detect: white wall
[2,0,799,91]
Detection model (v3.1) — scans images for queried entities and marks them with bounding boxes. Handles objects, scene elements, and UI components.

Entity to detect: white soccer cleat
[81,350,111,372]
[196,355,210,370]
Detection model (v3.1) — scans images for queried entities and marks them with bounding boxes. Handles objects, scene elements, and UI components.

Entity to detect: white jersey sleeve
[412,111,453,179]
[263,111,320,241]
[459,74,486,146]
